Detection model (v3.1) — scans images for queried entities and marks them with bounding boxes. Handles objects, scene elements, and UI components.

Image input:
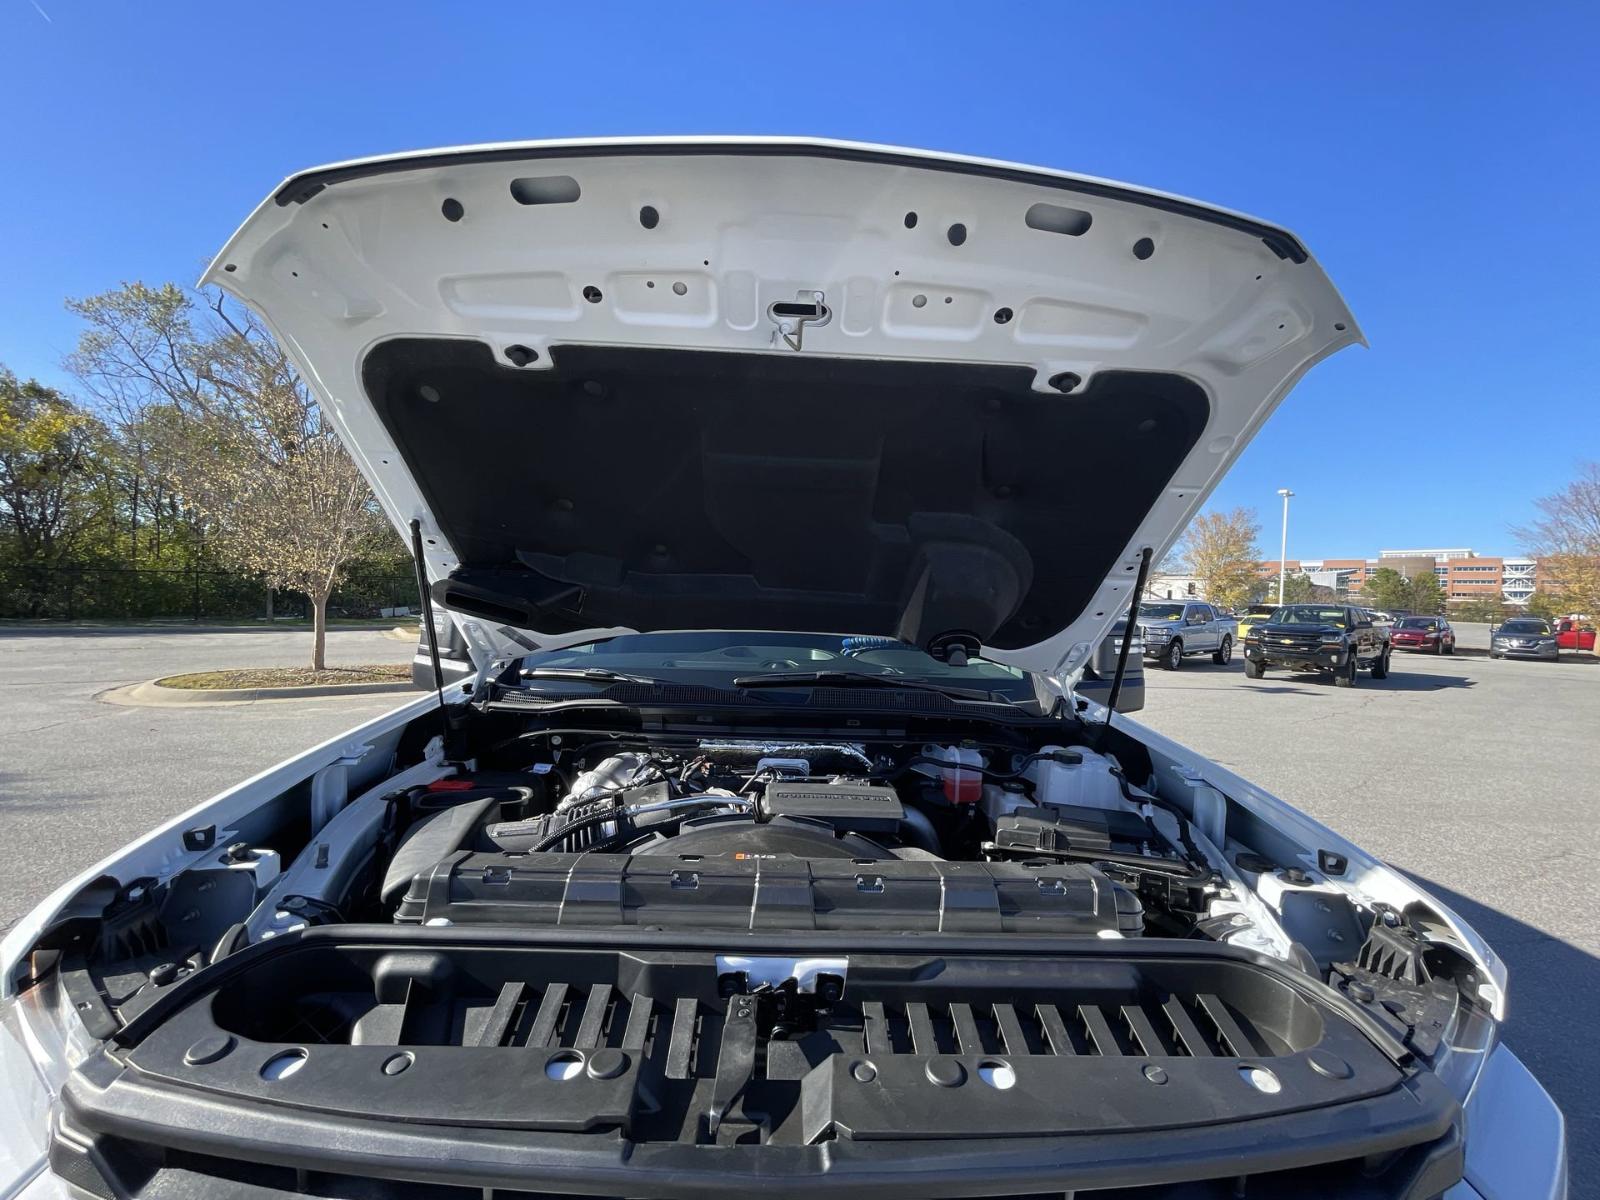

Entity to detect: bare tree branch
[68,282,390,668]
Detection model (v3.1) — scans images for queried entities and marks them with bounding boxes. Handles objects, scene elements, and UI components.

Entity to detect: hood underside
[205,137,1361,673]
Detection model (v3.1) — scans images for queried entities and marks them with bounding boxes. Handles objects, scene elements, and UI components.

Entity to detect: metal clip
[767,290,830,351]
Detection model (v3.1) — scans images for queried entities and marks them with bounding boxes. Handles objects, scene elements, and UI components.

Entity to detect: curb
[100,678,419,708]
[1,621,417,632]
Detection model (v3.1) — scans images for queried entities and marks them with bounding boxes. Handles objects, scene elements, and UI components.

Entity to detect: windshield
[1271,606,1348,627]
[1138,604,1187,622]
[519,631,1037,699]
[1499,619,1552,635]
[1397,617,1439,630]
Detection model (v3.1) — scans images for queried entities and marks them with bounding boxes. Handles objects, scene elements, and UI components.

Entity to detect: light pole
[1276,488,1294,604]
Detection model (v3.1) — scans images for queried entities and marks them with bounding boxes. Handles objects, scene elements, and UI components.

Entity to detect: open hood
[205,137,1359,674]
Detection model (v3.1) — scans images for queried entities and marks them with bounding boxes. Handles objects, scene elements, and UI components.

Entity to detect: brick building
[1258,548,1546,609]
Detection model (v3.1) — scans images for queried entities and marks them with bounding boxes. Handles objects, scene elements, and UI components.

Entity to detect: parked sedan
[1490,617,1561,660]
[1390,615,1455,654]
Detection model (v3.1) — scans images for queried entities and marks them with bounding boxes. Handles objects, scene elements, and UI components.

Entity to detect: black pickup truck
[1242,603,1392,686]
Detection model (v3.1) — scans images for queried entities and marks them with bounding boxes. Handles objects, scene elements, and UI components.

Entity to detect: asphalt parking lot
[0,626,413,935]
[1136,645,1598,1188]
[0,626,1592,1185]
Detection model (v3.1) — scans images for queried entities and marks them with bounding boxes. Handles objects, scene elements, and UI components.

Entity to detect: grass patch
[156,664,410,690]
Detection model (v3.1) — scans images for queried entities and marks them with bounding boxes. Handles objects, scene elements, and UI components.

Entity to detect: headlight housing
[0,969,93,1184]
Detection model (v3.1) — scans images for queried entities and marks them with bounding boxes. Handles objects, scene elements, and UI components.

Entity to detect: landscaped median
[102,664,417,706]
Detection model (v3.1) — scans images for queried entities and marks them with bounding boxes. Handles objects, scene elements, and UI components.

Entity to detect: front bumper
[8,1040,1566,1200]
[1139,628,1177,656]
[1244,642,1344,670]
[13,926,1489,1199]
[1492,643,1559,660]
[1445,1044,1568,1200]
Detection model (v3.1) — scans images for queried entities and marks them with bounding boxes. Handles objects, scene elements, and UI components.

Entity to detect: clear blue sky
[3,2,1595,558]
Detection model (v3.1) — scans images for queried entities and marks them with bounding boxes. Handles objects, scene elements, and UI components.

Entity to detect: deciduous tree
[1278,573,1317,604]
[69,283,389,668]
[1179,508,1262,610]
[0,368,110,567]
[1361,567,1410,612]
[1454,596,1507,625]
[1525,591,1564,620]
[1406,569,1443,615]
[1517,463,1600,618]
[1365,565,1444,614]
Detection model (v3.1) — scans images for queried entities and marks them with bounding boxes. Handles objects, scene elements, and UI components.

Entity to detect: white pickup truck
[1137,600,1239,669]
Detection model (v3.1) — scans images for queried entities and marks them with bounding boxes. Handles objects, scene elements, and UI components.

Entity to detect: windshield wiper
[516,666,665,686]
[731,670,1007,703]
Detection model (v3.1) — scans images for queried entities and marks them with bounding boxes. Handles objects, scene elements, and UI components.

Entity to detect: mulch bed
[155,664,410,689]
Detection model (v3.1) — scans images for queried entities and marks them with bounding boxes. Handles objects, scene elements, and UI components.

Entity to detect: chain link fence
[0,564,418,623]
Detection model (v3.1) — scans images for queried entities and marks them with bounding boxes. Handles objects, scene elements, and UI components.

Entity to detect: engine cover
[394,850,1143,934]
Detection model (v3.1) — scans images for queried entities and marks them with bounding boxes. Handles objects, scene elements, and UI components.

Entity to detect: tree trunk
[129,476,140,564]
[310,589,328,671]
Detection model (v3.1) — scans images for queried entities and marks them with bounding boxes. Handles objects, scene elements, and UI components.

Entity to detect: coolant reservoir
[1026,746,1126,813]
[921,745,983,804]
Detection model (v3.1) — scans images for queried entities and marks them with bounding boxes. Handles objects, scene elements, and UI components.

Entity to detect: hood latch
[767,290,831,351]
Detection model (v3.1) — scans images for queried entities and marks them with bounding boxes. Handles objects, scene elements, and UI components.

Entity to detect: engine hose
[898,806,942,855]
[1107,765,1209,867]
[982,840,1210,882]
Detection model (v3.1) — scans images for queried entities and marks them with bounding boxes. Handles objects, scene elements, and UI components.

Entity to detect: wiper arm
[516,666,664,686]
[731,670,1006,703]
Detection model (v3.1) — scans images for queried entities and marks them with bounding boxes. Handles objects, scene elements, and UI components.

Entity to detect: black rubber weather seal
[271,142,1309,263]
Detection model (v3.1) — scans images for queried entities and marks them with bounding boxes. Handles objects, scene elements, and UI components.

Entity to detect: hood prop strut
[410,519,462,762]
[1099,546,1153,747]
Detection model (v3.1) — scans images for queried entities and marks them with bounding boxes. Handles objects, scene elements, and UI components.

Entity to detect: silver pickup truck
[1137,600,1238,669]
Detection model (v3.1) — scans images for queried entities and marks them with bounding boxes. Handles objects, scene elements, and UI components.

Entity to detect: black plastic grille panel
[58,931,1459,1199]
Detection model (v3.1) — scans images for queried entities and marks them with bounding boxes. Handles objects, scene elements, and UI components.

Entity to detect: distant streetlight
[1277,488,1295,603]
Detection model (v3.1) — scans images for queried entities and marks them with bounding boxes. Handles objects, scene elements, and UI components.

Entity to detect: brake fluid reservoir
[1027,747,1125,812]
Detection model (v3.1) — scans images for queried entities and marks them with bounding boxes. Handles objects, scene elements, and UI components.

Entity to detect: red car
[1555,617,1597,651]
[1390,615,1455,654]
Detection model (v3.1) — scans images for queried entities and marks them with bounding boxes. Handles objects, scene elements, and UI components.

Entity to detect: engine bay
[345,735,1224,940]
[24,686,1493,1197]
[30,682,1495,1077]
